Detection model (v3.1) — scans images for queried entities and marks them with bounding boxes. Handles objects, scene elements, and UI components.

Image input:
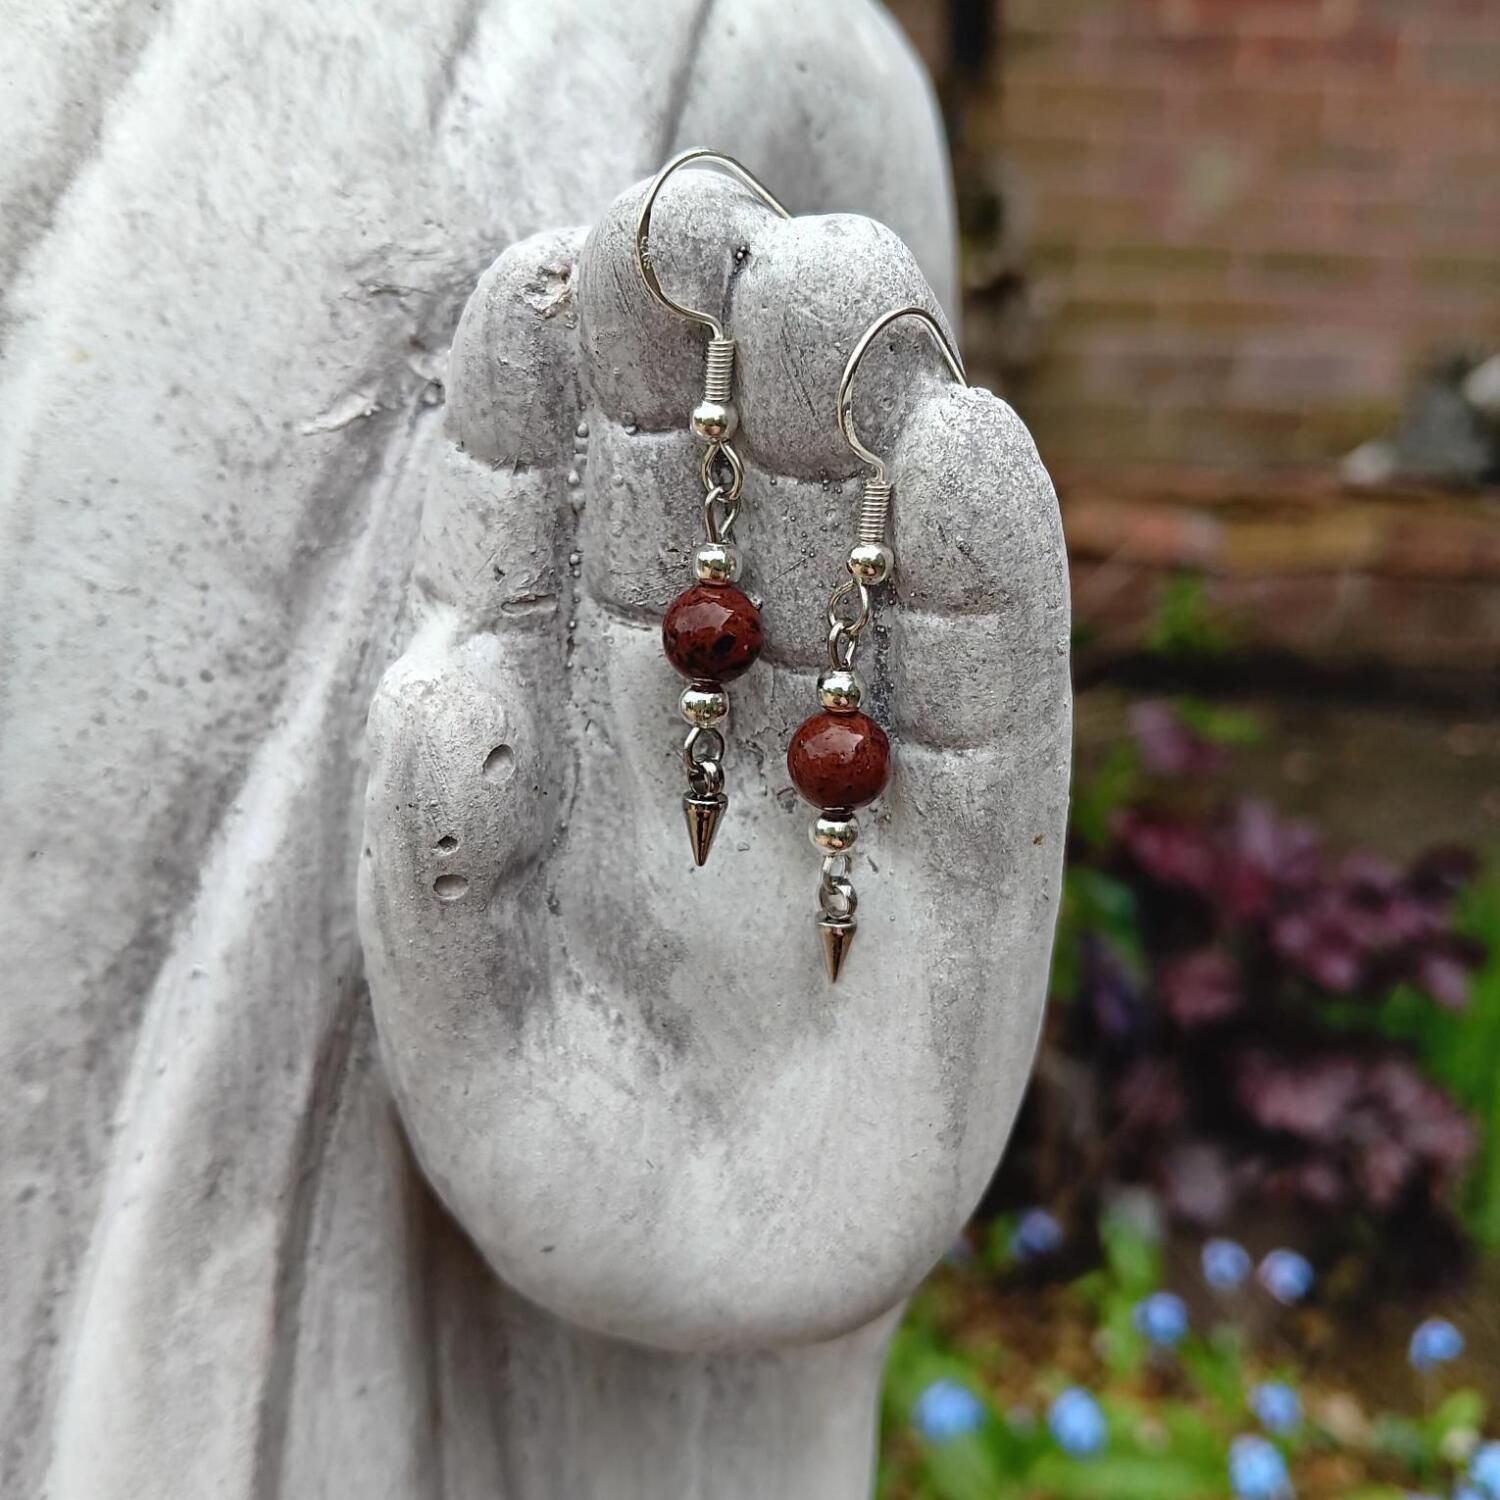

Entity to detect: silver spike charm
[818,915,857,984]
[683,792,727,868]
[681,728,727,867]
[815,855,859,984]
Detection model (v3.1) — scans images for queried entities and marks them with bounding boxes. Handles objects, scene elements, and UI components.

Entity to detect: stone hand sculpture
[358,169,1071,1494]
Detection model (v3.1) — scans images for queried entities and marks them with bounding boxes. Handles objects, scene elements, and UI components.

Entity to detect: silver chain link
[818,855,858,921]
[683,725,726,799]
[701,483,739,545]
[825,576,872,670]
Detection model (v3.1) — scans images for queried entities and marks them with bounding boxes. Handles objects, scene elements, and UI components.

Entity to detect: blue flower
[1258,1249,1314,1305]
[1048,1387,1107,1457]
[1132,1290,1189,1347]
[1229,1434,1292,1498]
[1011,1207,1064,1261]
[1470,1440,1500,1497]
[1408,1316,1464,1371]
[1250,1382,1301,1434]
[912,1379,985,1443]
[1203,1238,1253,1290]
[1457,1488,1487,1500]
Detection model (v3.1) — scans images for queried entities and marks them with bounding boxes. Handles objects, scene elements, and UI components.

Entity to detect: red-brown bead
[787,711,891,810]
[661,584,763,683]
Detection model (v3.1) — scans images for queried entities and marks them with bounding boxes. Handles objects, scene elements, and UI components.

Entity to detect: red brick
[1015,401,1147,465]
[1424,37,1500,86]
[1197,0,1364,40]
[1113,28,1244,68]
[1228,331,1402,405]
[1148,295,1299,330]
[1185,81,1329,136]
[1162,406,1329,467]
[1241,29,1402,75]
[1275,140,1400,180]
[1088,242,1237,278]
[1029,191,1162,241]
[1324,84,1500,150]
[1063,496,1224,565]
[1003,76,1172,138]
[1414,255,1500,294]
[1003,137,1095,179]
[1242,249,1382,287]
[1381,510,1500,583]
[1357,578,1500,670]
[1005,0,1103,33]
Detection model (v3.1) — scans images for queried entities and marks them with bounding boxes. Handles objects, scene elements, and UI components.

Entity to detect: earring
[635,149,791,866]
[786,307,967,981]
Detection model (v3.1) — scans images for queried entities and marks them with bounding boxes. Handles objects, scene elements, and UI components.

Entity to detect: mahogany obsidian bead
[787,711,891,810]
[661,583,763,683]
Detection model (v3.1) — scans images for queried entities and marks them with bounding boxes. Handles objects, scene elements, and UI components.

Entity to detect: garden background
[876,2,1500,1495]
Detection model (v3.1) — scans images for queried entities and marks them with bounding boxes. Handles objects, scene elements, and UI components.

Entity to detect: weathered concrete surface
[0,1,1054,1496]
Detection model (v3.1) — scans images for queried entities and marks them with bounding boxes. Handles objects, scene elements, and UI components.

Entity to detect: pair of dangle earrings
[636,150,967,981]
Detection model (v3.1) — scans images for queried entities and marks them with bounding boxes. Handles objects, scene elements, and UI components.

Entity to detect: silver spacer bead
[679,683,729,727]
[693,541,742,584]
[810,813,859,854]
[690,400,738,443]
[847,540,894,585]
[817,667,864,714]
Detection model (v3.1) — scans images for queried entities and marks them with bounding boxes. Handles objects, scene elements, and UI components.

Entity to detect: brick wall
[1063,471,1500,682]
[894,0,1500,471]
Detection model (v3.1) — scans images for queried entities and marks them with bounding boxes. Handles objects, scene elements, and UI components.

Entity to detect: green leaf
[1155,1400,1229,1464]
[1427,1387,1486,1443]
[1178,1333,1247,1413]
[1173,696,1262,746]
[1452,872,1500,1245]
[1096,1300,1147,1378]
[919,1432,1007,1500]
[1098,1209,1163,1298]
[981,1213,1019,1273]
[1028,1451,1222,1500]
[1070,744,1142,852]
[1143,572,1236,659]
[1369,1411,1428,1467]
[1051,865,1146,1005]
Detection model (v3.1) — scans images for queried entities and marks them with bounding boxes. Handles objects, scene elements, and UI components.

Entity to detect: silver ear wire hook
[634,149,792,500]
[634,148,792,338]
[834,306,967,593]
[824,306,968,679]
[836,306,967,485]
